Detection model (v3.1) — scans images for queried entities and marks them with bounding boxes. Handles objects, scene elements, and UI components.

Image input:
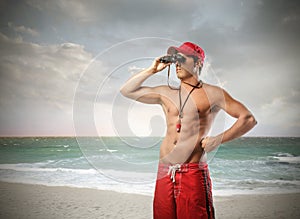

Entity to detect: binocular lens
[159,54,186,64]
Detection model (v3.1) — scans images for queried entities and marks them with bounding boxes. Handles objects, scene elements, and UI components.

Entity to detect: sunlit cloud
[0,0,299,136]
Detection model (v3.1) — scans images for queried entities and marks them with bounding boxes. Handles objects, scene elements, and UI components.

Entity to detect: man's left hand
[201,136,221,153]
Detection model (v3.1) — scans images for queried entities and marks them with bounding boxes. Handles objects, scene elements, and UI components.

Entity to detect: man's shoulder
[202,82,228,101]
[202,82,223,92]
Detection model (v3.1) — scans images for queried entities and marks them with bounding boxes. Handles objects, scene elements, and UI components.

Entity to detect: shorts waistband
[159,162,207,169]
[158,162,208,173]
[158,162,208,183]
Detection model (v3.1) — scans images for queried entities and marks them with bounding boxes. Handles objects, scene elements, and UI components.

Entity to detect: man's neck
[181,77,200,88]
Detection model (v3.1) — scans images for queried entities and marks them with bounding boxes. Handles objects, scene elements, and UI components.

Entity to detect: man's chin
[176,73,193,80]
[176,74,183,80]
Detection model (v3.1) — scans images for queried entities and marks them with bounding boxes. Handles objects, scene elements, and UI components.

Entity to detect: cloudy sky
[0,0,299,137]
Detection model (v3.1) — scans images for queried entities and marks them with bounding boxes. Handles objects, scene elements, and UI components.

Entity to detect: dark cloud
[0,0,299,136]
[0,32,93,135]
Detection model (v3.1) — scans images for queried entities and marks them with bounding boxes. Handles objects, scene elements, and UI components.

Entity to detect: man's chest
[161,91,212,117]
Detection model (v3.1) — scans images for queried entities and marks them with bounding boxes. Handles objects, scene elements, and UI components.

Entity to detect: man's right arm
[120,57,170,104]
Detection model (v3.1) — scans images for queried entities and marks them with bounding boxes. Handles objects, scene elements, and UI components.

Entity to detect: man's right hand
[148,56,171,74]
[120,56,170,104]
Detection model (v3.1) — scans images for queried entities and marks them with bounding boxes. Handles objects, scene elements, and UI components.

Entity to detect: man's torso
[158,83,221,163]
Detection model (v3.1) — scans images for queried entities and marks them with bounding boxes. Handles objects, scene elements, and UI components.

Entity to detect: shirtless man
[120,42,257,219]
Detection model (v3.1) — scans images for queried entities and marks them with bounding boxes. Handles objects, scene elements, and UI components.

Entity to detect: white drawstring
[168,164,181,183]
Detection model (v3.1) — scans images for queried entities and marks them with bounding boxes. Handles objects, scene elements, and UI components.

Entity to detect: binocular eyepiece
[159,54,186,64]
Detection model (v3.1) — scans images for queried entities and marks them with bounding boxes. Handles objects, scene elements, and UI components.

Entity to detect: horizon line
[0,135,299,138]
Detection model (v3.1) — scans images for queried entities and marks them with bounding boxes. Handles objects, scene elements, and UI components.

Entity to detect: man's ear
[196,59,202,68]
[196,60,203,75]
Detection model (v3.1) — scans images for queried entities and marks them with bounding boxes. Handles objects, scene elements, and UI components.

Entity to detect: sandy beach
[0,182,299,219]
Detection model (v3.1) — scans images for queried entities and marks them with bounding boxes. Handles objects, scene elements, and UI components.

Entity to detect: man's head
[167,42,205,65]
[167,42,205,80]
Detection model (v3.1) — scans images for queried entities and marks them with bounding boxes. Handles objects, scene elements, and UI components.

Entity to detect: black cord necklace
[182,80,203,89]
[176,81,201,132]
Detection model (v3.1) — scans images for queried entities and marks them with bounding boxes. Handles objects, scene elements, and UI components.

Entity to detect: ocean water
[0,137,299,196]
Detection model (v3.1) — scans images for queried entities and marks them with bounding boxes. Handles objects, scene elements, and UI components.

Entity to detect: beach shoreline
[0,182,299,219]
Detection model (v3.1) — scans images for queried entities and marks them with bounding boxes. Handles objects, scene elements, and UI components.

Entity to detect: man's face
[175,53,196,80]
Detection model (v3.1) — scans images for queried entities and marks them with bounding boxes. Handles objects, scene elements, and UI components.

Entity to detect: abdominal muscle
[158,85,214,164]
[159,115,209,164]
[159,139,205,164]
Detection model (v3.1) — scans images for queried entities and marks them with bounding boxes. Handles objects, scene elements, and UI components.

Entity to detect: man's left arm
[202,89,257,152]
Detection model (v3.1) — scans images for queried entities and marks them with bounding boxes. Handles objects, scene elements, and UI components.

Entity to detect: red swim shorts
[153,162,215,219]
